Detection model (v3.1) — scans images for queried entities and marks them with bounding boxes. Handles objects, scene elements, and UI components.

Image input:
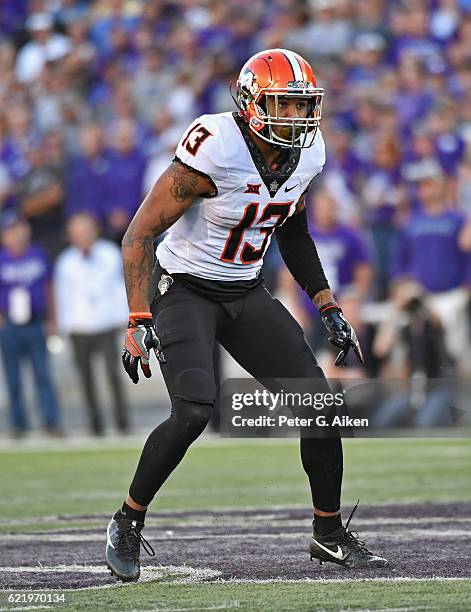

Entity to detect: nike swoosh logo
[106,523,115,549]
[284,184,297,192]
[312,538,347,560]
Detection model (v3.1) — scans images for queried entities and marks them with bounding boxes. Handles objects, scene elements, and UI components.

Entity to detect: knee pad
[173,367,217,405]
[171,397,212,435]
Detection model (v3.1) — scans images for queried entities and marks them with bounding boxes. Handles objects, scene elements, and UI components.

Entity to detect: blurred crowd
[1,0,471,436]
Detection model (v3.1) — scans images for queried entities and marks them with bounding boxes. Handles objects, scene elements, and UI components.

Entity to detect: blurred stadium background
[0,2,471,610]
[1,0,471,437]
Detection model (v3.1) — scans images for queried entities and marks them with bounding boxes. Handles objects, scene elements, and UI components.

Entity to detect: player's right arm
[122,160,214,312]
[121,113,219,383]
[120,161,214,383]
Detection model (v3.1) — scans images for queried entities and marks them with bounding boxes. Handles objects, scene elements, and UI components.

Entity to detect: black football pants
[129,280,343,513]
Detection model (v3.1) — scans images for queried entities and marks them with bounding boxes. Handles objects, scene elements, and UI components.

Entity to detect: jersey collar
[233,112,301,198]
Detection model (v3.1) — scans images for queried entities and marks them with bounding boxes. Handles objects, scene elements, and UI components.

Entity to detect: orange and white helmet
[236,48,324,148]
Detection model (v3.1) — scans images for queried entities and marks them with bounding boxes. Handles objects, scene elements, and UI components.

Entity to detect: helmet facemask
[236,53,324,149]
[237,75,324,148]
[254,90,324,148]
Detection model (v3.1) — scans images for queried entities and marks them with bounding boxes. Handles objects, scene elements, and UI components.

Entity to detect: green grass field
[0,437,470,611]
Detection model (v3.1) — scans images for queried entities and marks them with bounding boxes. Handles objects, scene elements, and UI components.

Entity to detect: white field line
[126,606,241,612]
[0,528,469,544]
[1,565,470,591]
[0,605,445,612]
[0,436,298,453]
[339,609,427,612]
[0,607,53,611]
[127,605,241,612]
[143,516,471,529]
[1,435,469,454]
[0,565,109,574]
[212,576,471,584]
[0,565,221,588]
[1,515,470,529]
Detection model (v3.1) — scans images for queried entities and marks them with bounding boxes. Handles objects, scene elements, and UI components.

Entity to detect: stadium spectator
[66,123,111,222]
[353,0,387,38]
[42,129,67,174]
[0,162,12,211]
[395,57,435,134]
[456,158,471,214]
[299,0,353,59]
[400,125,442,186]
[15,12,71,84]
[17,139,66,260]
[392,173,469,364]
[54,212,130,435]
[321,118,363,224]
[346,32,388,92]
[0,210,62,437]
[165,72,198,130]
[105,119,146,242]
[362,134,405,298]
[0,0,471,435]
[431,0,460,43]
[1,105,38,182]
[131,47,172,125]
[371,280,455,427]
[308,189,373,299]
[427,103,466,176]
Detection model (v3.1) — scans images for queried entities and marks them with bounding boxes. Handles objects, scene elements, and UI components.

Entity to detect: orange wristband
[129,312,153,319]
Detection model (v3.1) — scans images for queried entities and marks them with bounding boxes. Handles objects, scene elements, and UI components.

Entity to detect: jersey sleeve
[312,129,326,176]
[173,116,228,198]
[298,129,326,197]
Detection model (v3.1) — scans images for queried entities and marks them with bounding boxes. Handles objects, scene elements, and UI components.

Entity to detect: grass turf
[0,437,470,610]
[55,579,471,612]
[0,438,470,522]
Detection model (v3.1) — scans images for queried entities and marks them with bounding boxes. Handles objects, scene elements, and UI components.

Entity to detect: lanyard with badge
[8,286,32,325]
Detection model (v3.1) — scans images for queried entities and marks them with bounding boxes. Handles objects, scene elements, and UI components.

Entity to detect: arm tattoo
[154,209,182,234]
[167,162,199,202]
[121,231,155,254]
[122,223,156,307]
[122,162,201,309]
[313,289,335,309]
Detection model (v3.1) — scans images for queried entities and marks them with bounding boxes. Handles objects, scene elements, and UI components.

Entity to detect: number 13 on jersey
[221,201,293,264]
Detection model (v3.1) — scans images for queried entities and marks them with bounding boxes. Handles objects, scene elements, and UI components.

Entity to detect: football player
[106,49,388,581]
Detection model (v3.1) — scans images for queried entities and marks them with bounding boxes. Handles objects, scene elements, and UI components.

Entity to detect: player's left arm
[275,194,364,367]
[275,193,333,307]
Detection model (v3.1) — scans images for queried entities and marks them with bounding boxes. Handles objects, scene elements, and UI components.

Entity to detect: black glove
[122,313,165,384]
[319,303,364,367]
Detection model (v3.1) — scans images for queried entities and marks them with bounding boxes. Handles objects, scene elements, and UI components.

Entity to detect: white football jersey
[157,112,325,281]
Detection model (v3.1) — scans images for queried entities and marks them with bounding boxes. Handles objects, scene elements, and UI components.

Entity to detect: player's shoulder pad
[174,114,230,189]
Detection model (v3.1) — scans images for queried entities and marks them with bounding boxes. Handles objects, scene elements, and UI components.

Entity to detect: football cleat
[106,514,155,582]
[310,502,389,569]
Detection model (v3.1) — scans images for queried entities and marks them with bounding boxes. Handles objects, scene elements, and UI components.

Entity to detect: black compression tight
[129,398,212,507]
[128,281,343,512]
[129,397,342,512]
[300,435,343,513]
